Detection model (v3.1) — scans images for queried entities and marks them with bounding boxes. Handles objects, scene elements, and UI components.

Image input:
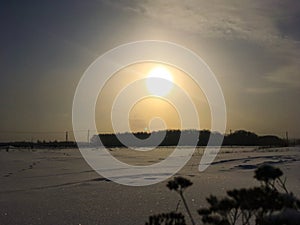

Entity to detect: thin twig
[175,199,181,212]
[179,191,196,225]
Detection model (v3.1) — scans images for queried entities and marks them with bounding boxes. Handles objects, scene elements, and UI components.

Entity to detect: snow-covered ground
[0,147,299,225]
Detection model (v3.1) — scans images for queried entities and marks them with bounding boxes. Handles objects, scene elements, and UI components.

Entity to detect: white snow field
[0,146,299,225]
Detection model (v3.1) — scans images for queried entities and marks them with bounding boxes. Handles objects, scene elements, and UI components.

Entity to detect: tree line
[0,129,291,149]
[91,129,287,147]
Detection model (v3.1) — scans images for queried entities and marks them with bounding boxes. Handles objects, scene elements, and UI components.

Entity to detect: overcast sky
[1,0,300,141]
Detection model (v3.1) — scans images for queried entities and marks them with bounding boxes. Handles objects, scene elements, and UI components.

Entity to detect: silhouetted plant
[254,164,288,193]
[145,165,300,225]
[145,212,186,225]
[167,177,193,192]
[167,177,195,225]
[199,165,300,225]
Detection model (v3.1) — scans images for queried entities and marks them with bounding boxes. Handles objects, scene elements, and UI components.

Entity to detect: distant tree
[91,129,284,148]
[224,130,259,146]
[198,130,211,146]
[258,135,285,147]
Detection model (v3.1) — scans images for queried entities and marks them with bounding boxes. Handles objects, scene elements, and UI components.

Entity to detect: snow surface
[0,146,299,225]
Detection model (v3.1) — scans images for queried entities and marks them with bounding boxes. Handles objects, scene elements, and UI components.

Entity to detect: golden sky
[95,62,211,133]
[1,0,300,141]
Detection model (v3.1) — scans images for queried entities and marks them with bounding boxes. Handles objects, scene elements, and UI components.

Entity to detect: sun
[146,66,174,96]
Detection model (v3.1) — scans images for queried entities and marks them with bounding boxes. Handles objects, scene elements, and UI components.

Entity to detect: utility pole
[87,129,90,143]
[65,131,68,142]
[286,131,289,146]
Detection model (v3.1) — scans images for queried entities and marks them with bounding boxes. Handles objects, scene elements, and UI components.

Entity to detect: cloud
[265,62,300,88]
[246,87,281,94]
[246,60,300,94]
[104,0,300,93]
[104,0,300,45]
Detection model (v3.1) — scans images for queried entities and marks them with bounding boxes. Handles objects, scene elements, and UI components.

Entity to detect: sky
[0,0,300,141]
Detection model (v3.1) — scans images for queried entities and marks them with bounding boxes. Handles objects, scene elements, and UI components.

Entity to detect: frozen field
[0,146,299,225]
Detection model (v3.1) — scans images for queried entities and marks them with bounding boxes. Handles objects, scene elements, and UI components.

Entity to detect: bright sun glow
[146,67,174,96]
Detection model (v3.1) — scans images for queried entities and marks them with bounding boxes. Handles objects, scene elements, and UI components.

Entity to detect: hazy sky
[1,0,300,141]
